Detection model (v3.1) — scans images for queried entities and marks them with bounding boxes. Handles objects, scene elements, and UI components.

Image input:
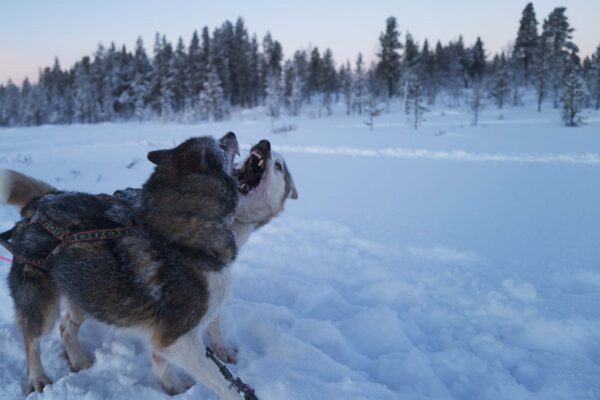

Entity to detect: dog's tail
[0,170,56,212]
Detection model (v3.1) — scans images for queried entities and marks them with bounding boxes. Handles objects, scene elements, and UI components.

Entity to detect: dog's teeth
[258,160,264,167]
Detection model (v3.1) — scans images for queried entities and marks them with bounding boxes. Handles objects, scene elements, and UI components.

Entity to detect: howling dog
[0,134,298,398]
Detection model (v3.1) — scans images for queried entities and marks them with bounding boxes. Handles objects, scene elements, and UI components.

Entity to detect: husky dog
[0,137,298,396]
[4,134,248,399]
[110,139,298,364]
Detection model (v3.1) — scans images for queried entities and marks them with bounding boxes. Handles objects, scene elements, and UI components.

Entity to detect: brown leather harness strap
[0,212,135,272]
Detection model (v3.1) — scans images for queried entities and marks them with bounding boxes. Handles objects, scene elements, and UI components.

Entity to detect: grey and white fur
[0,135,298,397]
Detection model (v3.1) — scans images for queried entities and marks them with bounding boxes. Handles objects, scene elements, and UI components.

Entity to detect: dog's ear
[286,169,299,200]
[147,149,170,165]
[289,184,299,200]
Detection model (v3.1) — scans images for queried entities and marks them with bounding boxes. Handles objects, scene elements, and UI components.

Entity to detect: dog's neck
[231,218,259,248]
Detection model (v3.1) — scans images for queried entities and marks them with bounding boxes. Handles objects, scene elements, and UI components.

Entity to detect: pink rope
[0,255,12,263]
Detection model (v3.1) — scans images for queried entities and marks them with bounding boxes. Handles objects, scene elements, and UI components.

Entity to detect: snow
[1,101,600,399]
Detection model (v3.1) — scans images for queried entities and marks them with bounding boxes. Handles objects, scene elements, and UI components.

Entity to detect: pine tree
[321,48,337,115]
[307,47,322,99]
[186,30,203,100]
[265,73,282,120]
[290,72,303,116]
[561,71,587,126]
[212,24,232,103]
[1,80,20,126]
[364,94,383,130]
[20,78,45,126]
[73,57,97,123]
[232,17,251,106]
[541,7,579,108]
[292,50,309,102]
[376,17,402,97]
[419,39,438,104]
[171,37,188,113]
[339,61,353,115]
[352,53,367,115]
[247,34,261,106]
[469,37,486,83]
[406,76,427,129]
[589,44,600,109]
[470,84,484,126]
[198,64,227,121]
[513,3,539,83]
[491,54,511,108]
[533,33,550,112]
[132,37,152,120]
[403,33,419,74]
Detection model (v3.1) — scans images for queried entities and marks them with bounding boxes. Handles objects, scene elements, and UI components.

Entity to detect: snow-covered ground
[1,101,599,399]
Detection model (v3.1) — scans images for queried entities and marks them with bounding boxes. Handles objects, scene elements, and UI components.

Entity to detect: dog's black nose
[257,140,271,152]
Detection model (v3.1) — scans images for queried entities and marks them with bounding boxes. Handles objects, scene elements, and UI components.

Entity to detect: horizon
[1,0,600,85]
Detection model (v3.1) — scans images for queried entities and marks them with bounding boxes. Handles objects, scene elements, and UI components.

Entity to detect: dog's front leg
[152,330,240,400]
[151,352,187,395]
[207,314,238,364]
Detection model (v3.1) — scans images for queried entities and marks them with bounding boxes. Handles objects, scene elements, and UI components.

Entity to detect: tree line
[0,4,599,128]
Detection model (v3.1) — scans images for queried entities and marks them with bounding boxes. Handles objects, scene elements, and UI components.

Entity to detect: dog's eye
[274,161,282,171]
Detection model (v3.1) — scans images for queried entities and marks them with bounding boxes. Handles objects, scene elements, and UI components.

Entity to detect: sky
[1,0,599,85]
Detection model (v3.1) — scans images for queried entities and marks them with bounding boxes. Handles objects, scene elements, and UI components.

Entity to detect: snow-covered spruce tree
[405,75,427,129]
[73,58,98,123]
[19,79,38,126]
[339,61,353,115]
[292,50,309,103]
[290,73,303,116]
[160,57,176,120]
[376,17,402,97]
[590,44,600,110]
[470,84,484,126]
[533,35,550,112]
[307,47,322,102]
[352,53,367,115]
[561,71,587,126]
[419,39,438,104]
[321,48,337,116]
[513,2,539,84]
[0,81,21,126]
[171,37,188,114]
[491,54,511,109]
[198,64,227,121]
[185,30,204,103]
[468,37,486,84]
[541,7,579,109]
[265,73,282,119]
[403,32,419,75]
[132,37,153,121]
[247,34,262,106]
[364,94,383,131]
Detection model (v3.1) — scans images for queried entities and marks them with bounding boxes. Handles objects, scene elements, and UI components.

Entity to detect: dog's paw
[69,356,93,372]
[159,376,188,396]
[213,345,238,364]
[26,375,52,394]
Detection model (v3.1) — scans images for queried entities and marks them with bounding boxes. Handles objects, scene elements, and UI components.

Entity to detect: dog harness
[0,212,134,271]
[0,214,260,399]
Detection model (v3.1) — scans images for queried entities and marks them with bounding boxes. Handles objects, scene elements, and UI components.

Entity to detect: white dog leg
[153,331,240,400]
[151,352,187,395]
[59,301,92,372]
[207,315,237,364]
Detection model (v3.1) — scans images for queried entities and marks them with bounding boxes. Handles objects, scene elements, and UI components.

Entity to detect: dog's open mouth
[234,140,271,195]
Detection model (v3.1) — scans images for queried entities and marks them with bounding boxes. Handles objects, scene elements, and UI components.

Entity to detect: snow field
[0,102,599,399]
